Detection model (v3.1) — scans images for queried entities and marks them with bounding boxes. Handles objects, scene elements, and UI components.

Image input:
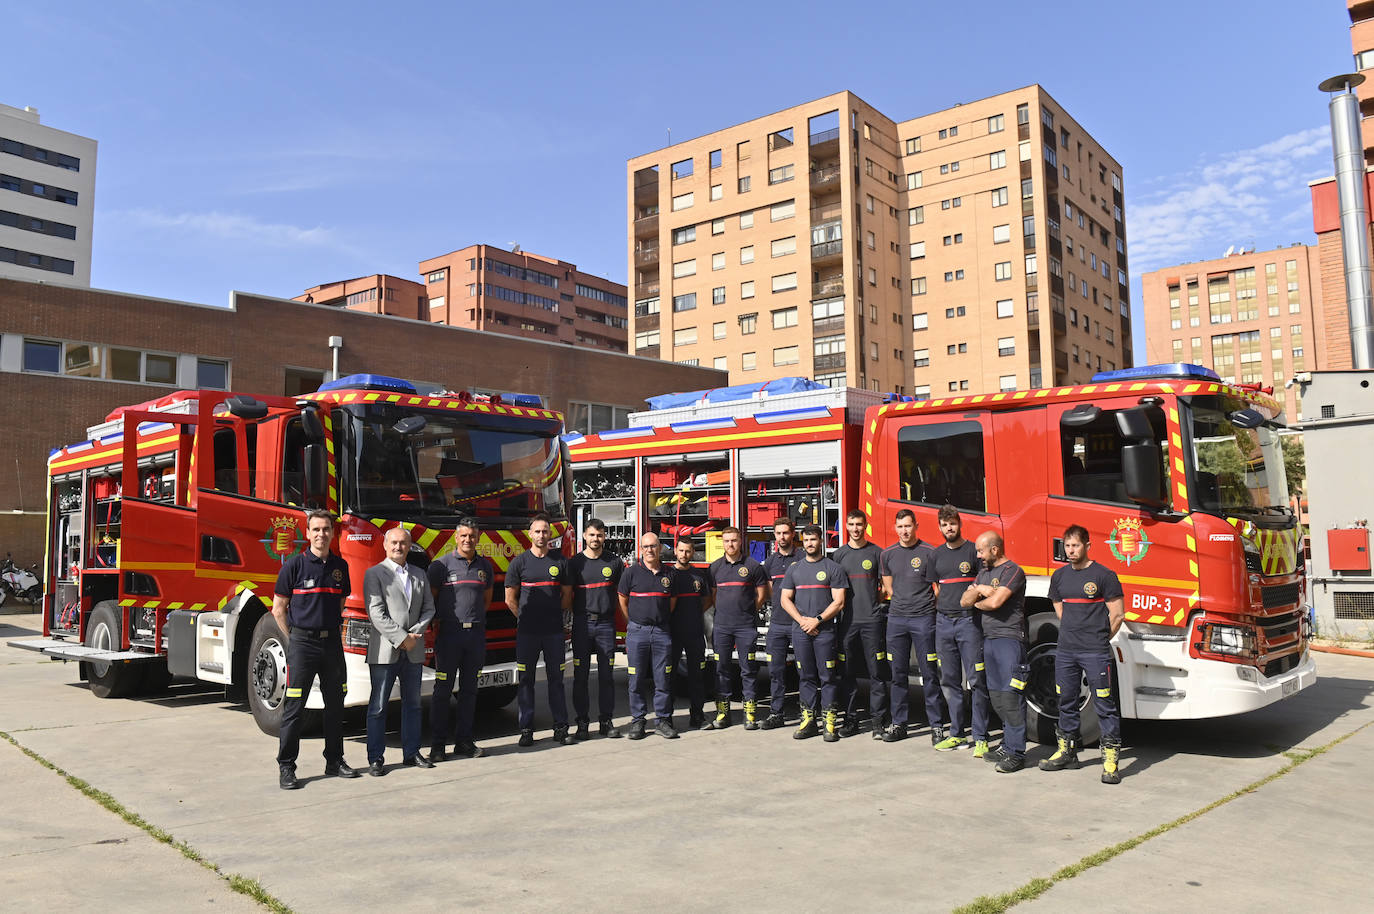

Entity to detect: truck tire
[247,613,289,736]
[475,685,518,712]
[1024,611,1101,747]
[84,602,141,699]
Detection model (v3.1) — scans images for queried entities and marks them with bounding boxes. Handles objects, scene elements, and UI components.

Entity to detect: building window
[710,184,723,201]
[768,164,794,185]
[671,192,694,211]
[741,281,755,299]
[998,337,1015,357]
[913,312,928,331]
[993,224,1010,244]
[866,195,875,214]
[905,137,921,154]
[713,321,726,340]
[673,326,697,347]
[672,258,696,278]
[996,298,1014,318]
[913,348,930,367]
[21,339,59,373]
[772,236,796,258]
[994,261,1012,281]
[988,114,1005,133]
[990,186,1008,208]
[711,218,724,235]
[870,342,879,361]
[742,351,756,371]
[429,296,446,311]
[999,375,1016,392]
[772,306,799,328]
[712,286,726,305]
[911,277,927,296]
[712,251,725,271]
[740,314,757,334]
[713,356,728,370]
[196,358,229,389]
[634,330,659,350]
[868,267,878,286]
[426,270,446,282]
[812,297,843,319]
[771,273,798,294]
[907,171,922,190]
[770,199,795,221]
[909,241,926,260]
[773,345,799,367]
[738,176,751,193]
[740,211,754,229]
[989,150,1006,170]
[672,226,696,245]
[673,293,697,312]
[908,205,924,225]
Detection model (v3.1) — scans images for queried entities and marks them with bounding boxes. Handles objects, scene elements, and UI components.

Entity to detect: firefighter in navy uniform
[778,524,849,741]
[963,530,1030,773]
[833,509,889,738]
[1041,524,1126,784]
[706,527,767,730]
[618,532,678,740]
[272,509,362,789]
[670,539,714,729]
[930,505,990,755]
[880,509,949,743]
[761,518,804,729]
[426,517,494,761]
[568,519,624,740]
[505,513,575,748]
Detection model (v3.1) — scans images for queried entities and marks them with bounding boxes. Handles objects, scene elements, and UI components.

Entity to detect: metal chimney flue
[1320,73,1374,369]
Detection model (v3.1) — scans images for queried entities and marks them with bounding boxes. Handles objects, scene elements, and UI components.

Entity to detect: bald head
[640,532,661,567]
[975,530,1004,568]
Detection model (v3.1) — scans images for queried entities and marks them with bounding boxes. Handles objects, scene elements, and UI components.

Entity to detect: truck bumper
[1121,634,1317,720]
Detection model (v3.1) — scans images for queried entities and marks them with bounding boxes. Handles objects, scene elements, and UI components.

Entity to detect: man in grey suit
[364,526,436,775]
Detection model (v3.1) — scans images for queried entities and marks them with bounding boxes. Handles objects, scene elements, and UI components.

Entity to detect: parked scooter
[1,553,41,604]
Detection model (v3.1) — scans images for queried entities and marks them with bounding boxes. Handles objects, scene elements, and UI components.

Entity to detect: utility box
[1328,528,1371,572]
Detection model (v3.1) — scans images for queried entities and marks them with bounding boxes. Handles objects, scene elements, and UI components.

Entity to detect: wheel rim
[1024,640,1088,721]
[89,620,113,678]
[252,637,288,711]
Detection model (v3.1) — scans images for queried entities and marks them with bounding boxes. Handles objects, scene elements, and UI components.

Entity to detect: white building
[0,103,96,285]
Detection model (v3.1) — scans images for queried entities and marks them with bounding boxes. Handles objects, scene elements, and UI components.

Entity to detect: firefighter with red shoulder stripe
[778,524,849,741]
[931,504,991,755]
[426,516,494,761]
[568,519,624,739]
[505,512,575,748]
[271,509,361,789]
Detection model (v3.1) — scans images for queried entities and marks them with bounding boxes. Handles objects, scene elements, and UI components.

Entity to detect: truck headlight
[342,618,371,650]
[1198,622,1256,657]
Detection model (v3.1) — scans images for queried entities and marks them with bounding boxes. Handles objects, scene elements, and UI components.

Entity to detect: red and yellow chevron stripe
[364,518,571,572]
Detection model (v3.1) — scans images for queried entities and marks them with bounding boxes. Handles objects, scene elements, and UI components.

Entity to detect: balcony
[811,202,842,223]
[812,313,845,335]
[809,127,840,146]
[1052,311,1067,334]
[634,212,658,237]
[637,344,660,360]
[635,281,660,299]
[636,312,660,332]
[810,164,841,192]
[812,275,845,299]
[810,239,843,263]
[634,297,660,317]
[634,244,659,266]
[1026,273,1038,293]
[813,352,846,373]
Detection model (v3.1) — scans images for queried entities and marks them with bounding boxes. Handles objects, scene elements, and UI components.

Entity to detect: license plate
[1281,677,1299,697]
[478,669,514,689]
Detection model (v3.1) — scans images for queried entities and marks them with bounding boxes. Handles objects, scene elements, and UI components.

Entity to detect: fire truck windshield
[336,404,567,523]
[1186,395,1291,518]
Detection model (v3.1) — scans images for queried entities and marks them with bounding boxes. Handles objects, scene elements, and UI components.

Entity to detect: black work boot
[1038,730,1081,771]
[823,708,841,743]
[793,708,819,740]
[574,720,592,741]
[1101,737,1122,785]
[706,700,731,730]
[599,718,623,739]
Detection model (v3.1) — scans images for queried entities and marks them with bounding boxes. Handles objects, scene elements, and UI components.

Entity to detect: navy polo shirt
[880,540,937,617]
[976,559,1028,642]
[671,565,712,633]
[275,549,350,631]
[931,540,980,616]
[427,551,494,626]
[709,555,766,627]
[834,542,883,623]
[1048,561,1124,653]
[618,562,673,627]
[764,549,803,597]
[782,556,849,624]
[569,551,624,616]
[506,549,568,633]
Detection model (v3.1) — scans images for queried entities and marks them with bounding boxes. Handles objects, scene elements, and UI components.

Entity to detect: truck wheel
[1024,611,1101,747]
[84,602,141,699]
[475,685,517,712]
[247,613,289,736]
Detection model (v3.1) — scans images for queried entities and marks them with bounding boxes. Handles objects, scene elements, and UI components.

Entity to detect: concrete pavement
[2,611,1372,913]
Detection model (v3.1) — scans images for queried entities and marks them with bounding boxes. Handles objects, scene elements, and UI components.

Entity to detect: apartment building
[626,86,1131,394]
[0,103,97,285]
[1141,245,1323,419]
[420,244,628,352]
[295,274,429,319]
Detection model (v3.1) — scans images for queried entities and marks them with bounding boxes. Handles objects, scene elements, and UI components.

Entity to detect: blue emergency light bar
[1091,363,1220,384]
[317,374,417,394]
[504,393,544,408]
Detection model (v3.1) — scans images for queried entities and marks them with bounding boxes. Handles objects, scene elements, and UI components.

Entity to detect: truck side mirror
[225,396,269,420]
[1115,406,1155,440]
[300,407,325,442]
[303,443,326,505]
[1122,443,1168,510]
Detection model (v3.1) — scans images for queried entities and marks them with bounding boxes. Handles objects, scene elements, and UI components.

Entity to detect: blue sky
[8,1,1355,361]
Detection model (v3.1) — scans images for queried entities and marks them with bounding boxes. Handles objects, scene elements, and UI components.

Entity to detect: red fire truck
[13,374,573,734]
[568,366,1314,742]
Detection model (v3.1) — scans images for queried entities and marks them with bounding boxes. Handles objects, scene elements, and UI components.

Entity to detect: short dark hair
[773,517,794,531]
[800,524,824,540]
[937,504,961,525]
[530,512,552,528]
[675,538,695,552]
[456,516,479,534]
[1063,524,1090,544]
[846,508,867,522]
[721,526,742,538]
[304,509,335,528]
[894,508,916,523]
[584,518,607,533]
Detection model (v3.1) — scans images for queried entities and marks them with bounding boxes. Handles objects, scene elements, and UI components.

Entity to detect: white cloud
[106,208,344,249]
[1128,126,1332,275]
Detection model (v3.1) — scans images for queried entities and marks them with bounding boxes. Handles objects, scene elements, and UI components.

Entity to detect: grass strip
[952,722,1370,914]
[0,729,293,914]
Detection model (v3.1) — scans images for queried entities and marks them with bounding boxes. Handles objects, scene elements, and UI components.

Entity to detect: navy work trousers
[1055,649,1120,741]
[764,621,793,715]
[983,637,1029,756]
[670,615,707,715]
[887,613,947,730]
[626,621,673,723]
[936,612,990,740]
[837,616,890,723]
[792,621,838,711]
[277,631,347,770]
[712,620,758,701]
[516,627,568,731]
[572,613,617,724]
[431,624,485,750]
